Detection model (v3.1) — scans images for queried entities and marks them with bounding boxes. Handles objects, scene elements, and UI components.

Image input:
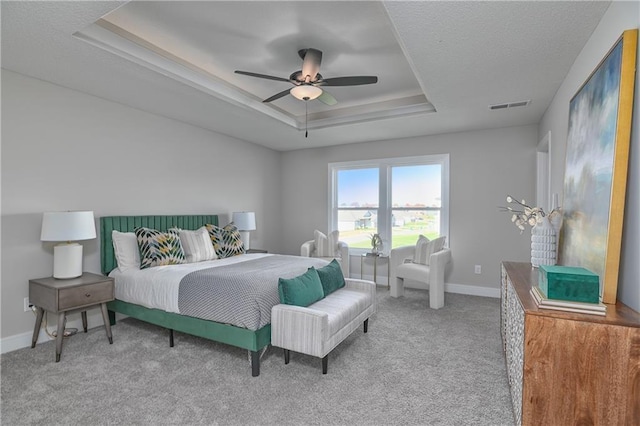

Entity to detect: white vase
[531,216,556,268]
[548,209,563,236]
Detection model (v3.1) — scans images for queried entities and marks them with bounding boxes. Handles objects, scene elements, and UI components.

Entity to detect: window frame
[328,154,450,255]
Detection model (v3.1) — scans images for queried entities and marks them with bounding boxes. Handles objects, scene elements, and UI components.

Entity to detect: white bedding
[108,253,271,314]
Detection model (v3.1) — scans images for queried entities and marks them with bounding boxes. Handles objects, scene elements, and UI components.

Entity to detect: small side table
[29,272,115,362]
[360,252,390,288]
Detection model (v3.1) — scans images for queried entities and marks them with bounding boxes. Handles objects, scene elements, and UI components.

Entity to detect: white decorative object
[530,216,556,268]
[370,233,383,254]
[41,211,96,279]
[232,211,256,250]
[500,194,561,267]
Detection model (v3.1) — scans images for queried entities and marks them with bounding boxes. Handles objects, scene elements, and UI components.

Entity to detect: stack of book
[530,285,607,316]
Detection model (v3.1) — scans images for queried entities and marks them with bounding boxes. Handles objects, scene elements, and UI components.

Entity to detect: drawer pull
[85,293,91,298]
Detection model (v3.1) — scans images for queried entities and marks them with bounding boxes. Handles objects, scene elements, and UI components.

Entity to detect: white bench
[271,278,377,374]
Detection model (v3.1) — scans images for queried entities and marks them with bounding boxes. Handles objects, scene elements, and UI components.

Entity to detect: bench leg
[169,329,174,347]
[284,349,290,364]
[364,319,369,333]
[322,355,328,374]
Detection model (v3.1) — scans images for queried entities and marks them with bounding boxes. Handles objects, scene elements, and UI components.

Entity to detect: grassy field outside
[341,219,440,250]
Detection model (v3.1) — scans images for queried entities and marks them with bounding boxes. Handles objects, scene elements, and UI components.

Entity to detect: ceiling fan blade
[262,88,291,103]
[235,70,291,83]
[317,90,337,106]
[299,48,322,82]
[320,76,378,86]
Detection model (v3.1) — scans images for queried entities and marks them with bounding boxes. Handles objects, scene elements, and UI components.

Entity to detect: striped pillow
[314,230,339,257]
[413,235,446,265]
[134,227,185,269]
[205,223,245,258]
[171,227,218,263]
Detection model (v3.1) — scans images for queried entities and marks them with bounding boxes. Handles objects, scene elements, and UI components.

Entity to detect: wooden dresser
[501,261,640,425]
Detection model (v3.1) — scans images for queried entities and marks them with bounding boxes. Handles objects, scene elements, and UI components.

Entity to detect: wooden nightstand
[29,272,115,362]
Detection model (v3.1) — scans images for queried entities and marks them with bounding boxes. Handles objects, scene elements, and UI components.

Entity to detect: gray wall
[1,70,282,340]
[280,125,539,289]
[4,1,638,346]
[539,1,640,311]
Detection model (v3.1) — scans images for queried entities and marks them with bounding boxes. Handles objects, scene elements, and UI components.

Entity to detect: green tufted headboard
[100,215,219,275]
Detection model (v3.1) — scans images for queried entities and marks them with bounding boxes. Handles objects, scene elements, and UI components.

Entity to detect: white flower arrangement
[500,195,558,233]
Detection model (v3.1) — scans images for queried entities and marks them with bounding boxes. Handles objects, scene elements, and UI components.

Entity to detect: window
[329,155,449,253]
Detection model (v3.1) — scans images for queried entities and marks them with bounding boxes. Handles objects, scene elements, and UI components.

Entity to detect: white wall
[539,1,640,311]
[1,71,282,344]
[280,125,539,291]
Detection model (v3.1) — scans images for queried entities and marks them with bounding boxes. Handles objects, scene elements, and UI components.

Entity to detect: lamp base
[239,231,251,251]
[53,243,83,279]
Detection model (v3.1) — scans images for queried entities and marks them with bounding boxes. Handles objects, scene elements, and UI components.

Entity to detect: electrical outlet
[24,297,32,312]
[474,265,482,275]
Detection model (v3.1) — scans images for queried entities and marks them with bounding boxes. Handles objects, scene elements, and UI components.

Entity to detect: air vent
[489,100,531,110]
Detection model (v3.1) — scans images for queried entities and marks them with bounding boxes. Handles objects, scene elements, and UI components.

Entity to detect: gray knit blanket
[178,255,329,330]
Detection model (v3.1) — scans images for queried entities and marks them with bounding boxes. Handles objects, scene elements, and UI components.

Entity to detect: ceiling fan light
[290,85,322,101]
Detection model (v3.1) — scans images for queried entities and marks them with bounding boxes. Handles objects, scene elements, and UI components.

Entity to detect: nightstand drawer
[58,281,114,310]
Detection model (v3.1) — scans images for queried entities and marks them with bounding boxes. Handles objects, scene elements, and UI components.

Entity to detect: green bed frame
[100,215,271,377]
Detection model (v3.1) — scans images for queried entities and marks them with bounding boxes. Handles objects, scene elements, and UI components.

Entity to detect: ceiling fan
[235,48,378,105]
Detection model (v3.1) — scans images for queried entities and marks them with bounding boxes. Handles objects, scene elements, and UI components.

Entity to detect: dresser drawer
[58,280,114,310]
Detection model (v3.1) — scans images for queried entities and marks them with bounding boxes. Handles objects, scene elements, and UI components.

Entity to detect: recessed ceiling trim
[74,16,436,132]
[73,21,298,127]
[301,102,435,131]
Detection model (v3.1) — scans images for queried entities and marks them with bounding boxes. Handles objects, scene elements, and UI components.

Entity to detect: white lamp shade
[41,211,96,242]
[232,211,256,231]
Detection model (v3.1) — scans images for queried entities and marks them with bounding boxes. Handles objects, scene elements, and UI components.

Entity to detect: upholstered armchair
[389,244,451,309]
[301,234,350,278]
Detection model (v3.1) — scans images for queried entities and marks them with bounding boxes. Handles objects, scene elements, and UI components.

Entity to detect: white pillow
[112,230,140,272]
[414,235,446,266]
[175,227,218,263]
[314,229,340,257]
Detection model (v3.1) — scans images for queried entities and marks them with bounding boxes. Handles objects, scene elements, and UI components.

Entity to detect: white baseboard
[1,310,107,354]
[2,282,499,354]
[351,273,500,298]
[445,282,500,298]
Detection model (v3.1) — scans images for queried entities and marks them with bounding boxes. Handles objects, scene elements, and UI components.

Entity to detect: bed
[101,215,327,376]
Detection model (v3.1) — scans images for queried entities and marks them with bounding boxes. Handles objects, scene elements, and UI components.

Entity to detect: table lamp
[41,211,96,279]
[232,211,256,250]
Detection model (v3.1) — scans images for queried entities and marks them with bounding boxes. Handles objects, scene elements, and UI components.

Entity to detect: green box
[538,265,600,303]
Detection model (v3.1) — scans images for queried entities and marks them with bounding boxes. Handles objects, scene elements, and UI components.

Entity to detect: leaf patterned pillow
[134,227,185,269]
[205,222,245,258]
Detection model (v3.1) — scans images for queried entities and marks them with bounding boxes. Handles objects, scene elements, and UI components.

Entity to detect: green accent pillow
[278,268,325,307]
[315,259,346,296]
[134,227,185,269]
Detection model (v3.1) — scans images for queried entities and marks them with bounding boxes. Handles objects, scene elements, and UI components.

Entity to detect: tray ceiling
[1,1,610,150]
